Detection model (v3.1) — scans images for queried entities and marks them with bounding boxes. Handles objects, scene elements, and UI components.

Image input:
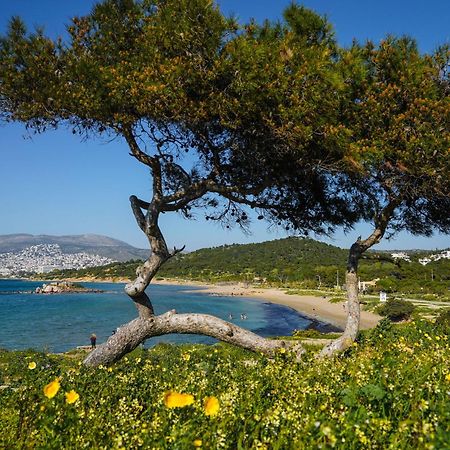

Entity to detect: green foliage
[34,260,142,281]
[0,0,359,238]
[1,321,449,449]
[345,37,450,236]
[328,297,346,303]
[434,308,450,333]
[292,329,341,340]
[377,299,416,322]
[160,237,347,283]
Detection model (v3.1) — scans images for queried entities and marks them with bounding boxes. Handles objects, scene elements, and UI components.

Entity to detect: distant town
[0,244,115,277]
[391,250,450,265]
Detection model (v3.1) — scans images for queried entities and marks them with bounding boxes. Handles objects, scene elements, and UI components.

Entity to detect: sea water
[0,279,324,353]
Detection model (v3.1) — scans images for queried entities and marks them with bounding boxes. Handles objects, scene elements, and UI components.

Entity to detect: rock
[34,281,103,294]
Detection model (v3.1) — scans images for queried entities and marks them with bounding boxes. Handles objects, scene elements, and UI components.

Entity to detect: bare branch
[122,125,155,167]
[170,245,186,257]
[129,195,147,232]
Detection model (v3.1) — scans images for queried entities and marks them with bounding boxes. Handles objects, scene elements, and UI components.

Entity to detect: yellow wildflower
[163,391,194,408]
[193,439,202,447]
[446,374,450,382]
[279,347,286,354]
[204,396,220,416]
[65,390,80,404]
[43,378,60,399]
[28,361,37,370]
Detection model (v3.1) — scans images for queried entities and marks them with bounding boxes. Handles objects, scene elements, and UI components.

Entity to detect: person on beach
[90,333,97,349]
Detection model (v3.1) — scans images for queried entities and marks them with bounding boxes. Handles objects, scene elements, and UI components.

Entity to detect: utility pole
[336,270,340,289]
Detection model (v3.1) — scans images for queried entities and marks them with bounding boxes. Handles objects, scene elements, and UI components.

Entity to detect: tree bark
[84,310,305,367]
[318,241,363,357]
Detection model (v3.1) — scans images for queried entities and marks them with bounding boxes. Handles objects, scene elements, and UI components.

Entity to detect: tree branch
[129,195,147,232]
[122,125,164,200]
[122,125,155,167]
[83,311,305,367]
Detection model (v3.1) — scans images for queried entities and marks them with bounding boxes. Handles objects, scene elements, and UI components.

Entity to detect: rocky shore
[34,281,103,294]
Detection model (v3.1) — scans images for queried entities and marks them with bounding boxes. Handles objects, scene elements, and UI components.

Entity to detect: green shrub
[422,293,438,301]
[292,329,341,339]
[377,298,415,322]
[434,308,450,333]
[328,297,345,303]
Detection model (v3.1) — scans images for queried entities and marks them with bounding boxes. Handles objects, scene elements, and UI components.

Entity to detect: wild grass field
[1,319,449,449]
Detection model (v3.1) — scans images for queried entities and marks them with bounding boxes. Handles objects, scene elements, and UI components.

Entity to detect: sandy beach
[41,276,381,330]
[153,279,381,330]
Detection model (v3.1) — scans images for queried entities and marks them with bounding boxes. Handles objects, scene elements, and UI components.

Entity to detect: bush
[434,308,450,333]
[328,297,346,303]
[377,298,415,322]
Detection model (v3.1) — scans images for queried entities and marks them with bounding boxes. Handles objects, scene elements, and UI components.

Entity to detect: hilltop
[161,237,348,282]
[0,234,148,262]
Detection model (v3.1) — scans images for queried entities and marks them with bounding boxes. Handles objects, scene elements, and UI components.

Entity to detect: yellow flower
[193,439,202,447]
[204,396,220,416]
[446,374,450,382]
[65,390,80,404]
[28,361,37,370]
[278,347,286,354]
[163,391,194,408]
[43,378,60,399]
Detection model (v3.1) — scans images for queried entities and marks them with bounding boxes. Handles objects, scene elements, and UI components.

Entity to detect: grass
[0,320,449,449]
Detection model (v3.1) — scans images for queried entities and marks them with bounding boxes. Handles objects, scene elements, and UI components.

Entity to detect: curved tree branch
[83,310,305,367]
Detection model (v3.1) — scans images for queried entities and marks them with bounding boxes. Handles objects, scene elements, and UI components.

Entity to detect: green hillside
[161,237,347,284]
[38,237,450,299]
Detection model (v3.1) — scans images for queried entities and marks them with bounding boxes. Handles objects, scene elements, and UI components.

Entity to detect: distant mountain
[0,234,149,262]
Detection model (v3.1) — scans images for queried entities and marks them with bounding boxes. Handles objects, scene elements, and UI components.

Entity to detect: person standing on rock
[90,333,97,349]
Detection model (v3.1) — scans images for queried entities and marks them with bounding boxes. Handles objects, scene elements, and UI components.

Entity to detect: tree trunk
[83,250,305,367]
[318,241,362,357]
[318,200,396,358]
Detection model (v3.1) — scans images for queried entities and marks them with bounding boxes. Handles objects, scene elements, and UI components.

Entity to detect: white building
[391,252,411,262]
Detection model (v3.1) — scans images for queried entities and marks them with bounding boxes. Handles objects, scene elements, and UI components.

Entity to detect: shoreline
[152,279,381,330]
[12,276,381,330]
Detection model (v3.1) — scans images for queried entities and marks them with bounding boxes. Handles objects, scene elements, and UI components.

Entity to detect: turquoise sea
[0,279,334,353]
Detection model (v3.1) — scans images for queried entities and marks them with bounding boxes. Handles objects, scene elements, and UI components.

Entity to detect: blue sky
[0,0,449,251]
